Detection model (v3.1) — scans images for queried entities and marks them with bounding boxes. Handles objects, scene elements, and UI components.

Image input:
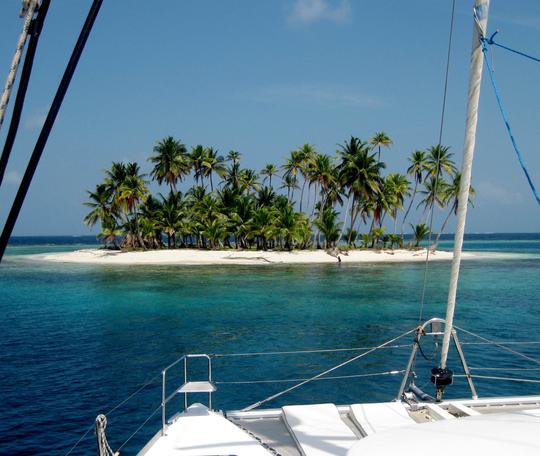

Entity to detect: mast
[440,0,489,370]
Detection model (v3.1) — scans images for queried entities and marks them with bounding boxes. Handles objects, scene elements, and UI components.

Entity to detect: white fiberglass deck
[139,397,540,456]
[347,409,540,455]
[140,403,272,456]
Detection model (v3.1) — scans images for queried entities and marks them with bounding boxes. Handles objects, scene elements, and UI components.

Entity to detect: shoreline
[26,248,481,265]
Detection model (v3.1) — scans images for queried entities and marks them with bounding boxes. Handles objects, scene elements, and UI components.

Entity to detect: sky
[0,0,539,236]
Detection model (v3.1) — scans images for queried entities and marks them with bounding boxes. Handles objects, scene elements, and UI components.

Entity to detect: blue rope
[487,31,540,64]
[480,37,540,205]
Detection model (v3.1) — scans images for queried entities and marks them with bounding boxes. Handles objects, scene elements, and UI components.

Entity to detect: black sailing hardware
[0,0,104,262]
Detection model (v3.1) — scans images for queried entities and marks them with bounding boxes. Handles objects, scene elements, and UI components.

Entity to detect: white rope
[455,325,540,366]
[0,0,38,130]
[212,343,411,358]
[216,370,404,385]
[241,328,415,411]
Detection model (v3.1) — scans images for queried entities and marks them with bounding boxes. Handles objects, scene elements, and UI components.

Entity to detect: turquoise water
[1,234,539,454]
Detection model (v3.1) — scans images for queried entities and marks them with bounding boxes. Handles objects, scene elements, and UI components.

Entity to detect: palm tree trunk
[310,183,319,220]
[336,193,352,246]
[401,180,418,237]
[434,202,456,248]
[299,178,306,212]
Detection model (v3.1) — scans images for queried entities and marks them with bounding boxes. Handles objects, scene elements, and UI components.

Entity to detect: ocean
[1,233,539,454]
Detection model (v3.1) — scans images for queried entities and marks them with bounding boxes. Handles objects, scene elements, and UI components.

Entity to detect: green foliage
[84,135,464,252]
[411,223,431,247]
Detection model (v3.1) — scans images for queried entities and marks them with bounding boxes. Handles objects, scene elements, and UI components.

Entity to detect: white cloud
[476,180,525,205]
[288,0,351,25]
[4,170,22,185]
[249,83,384,108]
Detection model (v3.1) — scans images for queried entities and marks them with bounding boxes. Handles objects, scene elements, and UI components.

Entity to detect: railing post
[452,329,478,399]
[161,370,166,435]
[208,355,212,410]
[184,356,188,410]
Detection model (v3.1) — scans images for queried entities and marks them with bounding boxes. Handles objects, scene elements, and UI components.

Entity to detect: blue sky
[0,0,539,235]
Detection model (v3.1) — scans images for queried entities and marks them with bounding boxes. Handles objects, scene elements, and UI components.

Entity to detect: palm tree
[296,144,316,212]
[149,136,189,192]
[226,150,242,165]
[411,223,431,248]
[239,169,260,194]
[314,207,340,248]
[384,173,410,233]
[117,172,149,248]
[309,153,336,215]
[190,145,207,186]
[158,191,184,248]
[425,144,457,179]
[401,150,428,237]
[371,226,386,248]
[202,217,228,249]
[276,204,307,251]
[280,174,299,203]
[434,172,476,247]
[337,137,384,244]
[202,147,227,192]
[97,219,122,249]
[84,184,115,229]
[370,131,393,162]
[418,176,448,219]
[282,149,305,203]
[261,163,278,187]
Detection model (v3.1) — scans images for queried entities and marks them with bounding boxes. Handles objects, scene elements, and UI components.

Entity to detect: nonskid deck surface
[138,397,540,456]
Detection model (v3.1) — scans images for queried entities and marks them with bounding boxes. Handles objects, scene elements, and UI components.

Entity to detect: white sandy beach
[30,248,481,265]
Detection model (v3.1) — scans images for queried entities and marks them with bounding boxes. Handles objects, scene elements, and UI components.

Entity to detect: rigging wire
[63,372,161,456]
[480,37,540,205]
[115,404,162,453]
[241,328,415,412]
[455,374,540,384]
[417,0,457,324]
[212,343,411,357]
[454,325,540,366]
[0,0,104,263]
[216,370,404,385]
[0,0,50,187]
[486,32,540,64]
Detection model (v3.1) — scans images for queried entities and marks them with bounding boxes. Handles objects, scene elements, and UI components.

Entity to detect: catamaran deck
[138,396,540,456]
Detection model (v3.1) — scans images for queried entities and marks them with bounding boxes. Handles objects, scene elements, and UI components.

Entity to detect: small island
[43,133,472,264]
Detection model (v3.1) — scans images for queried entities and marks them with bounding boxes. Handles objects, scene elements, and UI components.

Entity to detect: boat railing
[161,353,215,435]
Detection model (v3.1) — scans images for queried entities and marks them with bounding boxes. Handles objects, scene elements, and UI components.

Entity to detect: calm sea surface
[1,234,539,454]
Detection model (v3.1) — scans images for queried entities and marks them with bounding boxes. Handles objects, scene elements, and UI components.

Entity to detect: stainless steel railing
[161,354,214,435]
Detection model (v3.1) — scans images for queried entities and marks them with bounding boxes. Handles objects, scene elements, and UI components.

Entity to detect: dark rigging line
[0,0,104,262]
[0,0,50,187]
[418,0,457,324]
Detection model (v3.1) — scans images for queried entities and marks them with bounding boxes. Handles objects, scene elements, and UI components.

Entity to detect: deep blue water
[1,234,539,455]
